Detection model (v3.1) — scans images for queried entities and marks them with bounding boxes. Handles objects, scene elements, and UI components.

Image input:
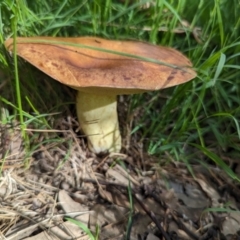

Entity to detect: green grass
[1,0,240,180]
[65,217,100,240]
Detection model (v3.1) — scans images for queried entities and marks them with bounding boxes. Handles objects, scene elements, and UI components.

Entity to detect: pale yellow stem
[76,91,121,154]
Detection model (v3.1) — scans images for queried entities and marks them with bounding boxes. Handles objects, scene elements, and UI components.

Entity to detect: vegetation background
[0,0,240,179]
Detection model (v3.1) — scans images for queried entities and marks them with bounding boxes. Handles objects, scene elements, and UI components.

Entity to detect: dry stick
[133,193,171,240]
[171,213,199,240]
[149,192,200,240]
[84,178,200,239]
[83,178,171,240]
[83,178,140,192]
[79,19,203,43]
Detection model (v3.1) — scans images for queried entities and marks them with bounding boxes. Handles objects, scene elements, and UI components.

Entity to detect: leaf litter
[1,114,240,240]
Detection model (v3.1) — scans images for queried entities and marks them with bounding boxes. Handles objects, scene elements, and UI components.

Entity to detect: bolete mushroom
[5,37,196,154]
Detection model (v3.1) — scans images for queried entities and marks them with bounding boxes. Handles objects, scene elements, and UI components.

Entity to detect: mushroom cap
[5,37,196,94]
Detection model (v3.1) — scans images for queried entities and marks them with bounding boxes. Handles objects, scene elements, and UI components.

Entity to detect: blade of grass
[11,13,25,138]
[191,143,240,182]
[65,218,96,240]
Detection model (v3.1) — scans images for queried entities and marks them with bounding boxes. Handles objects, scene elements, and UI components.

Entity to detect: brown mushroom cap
[4,37,196,95]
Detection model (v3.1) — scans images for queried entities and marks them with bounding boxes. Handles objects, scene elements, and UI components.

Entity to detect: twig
[83,178,171,239]
[134,193,171,240]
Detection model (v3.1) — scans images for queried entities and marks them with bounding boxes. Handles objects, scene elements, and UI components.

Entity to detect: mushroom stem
[76,91,121,154]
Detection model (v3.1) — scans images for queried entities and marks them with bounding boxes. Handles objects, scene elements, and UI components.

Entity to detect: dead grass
[1,115,240,240]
